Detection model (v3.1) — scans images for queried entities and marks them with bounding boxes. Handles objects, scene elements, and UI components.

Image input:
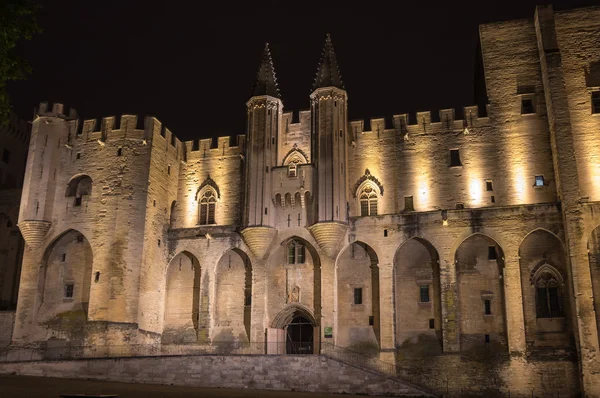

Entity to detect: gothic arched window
[199,189,217,225]
[359,185,378,216]
[535,268,563,318]
[287,240,306,264]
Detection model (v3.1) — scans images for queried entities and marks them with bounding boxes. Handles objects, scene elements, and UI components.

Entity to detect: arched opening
[266,237,321,351]
[520,229,573,348]
[37,230,93,329]
[66,175,93,207]
[587,225,600,347]
[0,213,24,310]
[336,241,380,354]
[163,251,201,344]
[214,249,252,342]
[271,304,317,354]
[455,233,507,353]
[394,238,442,355]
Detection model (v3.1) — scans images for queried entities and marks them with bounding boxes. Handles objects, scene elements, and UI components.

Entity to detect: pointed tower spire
[251,43,280,98]
[312,33,345,92]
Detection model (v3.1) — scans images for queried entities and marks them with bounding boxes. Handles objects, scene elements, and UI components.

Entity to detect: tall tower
[308,34,349,257]
[241,43,282,259]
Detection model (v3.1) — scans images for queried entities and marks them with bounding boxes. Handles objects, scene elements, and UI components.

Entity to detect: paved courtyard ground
[0,375,386,398]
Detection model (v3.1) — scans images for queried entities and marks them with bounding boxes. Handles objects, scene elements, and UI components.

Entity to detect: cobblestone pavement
[0,375,385,398]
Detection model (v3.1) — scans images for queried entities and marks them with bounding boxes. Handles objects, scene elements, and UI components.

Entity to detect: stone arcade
[4,4,600,397]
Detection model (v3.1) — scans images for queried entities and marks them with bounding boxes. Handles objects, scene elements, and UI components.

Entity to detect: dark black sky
[8,0,600,140]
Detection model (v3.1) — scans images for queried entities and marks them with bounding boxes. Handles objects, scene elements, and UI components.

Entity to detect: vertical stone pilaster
[378,262,395,350]
[12,244,43,343]
[250,261,267,344]
[503,255,527,354]
[440,253,460,352]
[320,254,335,344]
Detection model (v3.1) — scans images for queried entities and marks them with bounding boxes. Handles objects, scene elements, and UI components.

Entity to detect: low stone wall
[0,354,432,397]
[0,312,14,347]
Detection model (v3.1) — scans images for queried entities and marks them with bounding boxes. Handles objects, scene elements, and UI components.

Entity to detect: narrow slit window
[117,148,122,156]
[484,299,491,315]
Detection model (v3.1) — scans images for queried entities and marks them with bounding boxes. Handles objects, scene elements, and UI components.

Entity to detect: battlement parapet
[184,134,246,160]
[282,110,311,131]
[349,105,491,139]
[36,102,78,120]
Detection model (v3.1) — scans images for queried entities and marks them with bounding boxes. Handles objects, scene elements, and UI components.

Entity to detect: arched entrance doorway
[269,304,318,355]
[286,315,314,354]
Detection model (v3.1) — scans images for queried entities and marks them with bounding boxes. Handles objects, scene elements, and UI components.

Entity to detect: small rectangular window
[264,207,268,215]
[491,195,495,203]
[449,149,461,167]
[64,283,74,298]
[429,319,435,329]
[592,91,600,114]
[485,180,493,191]
[272,137,275,145]
[484,299,492,315]
[420,285,430,303]
[535,175,544,187]
[61,253,66,262]
[168,165,171,175]
[488,246,497,260]
[369,316,374,326]
[354,288,363,305]
[74,196,82,207]
[404,196,414,212]
[485,334,490,343]
[383,229,388,237]
[94,272,100,282]
[76,152,81,159]
[521,98,535,114]
[117,148,122,156]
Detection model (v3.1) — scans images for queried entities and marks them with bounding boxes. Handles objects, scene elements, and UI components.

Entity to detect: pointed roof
[251,43,280,99]
[312,33,345,92]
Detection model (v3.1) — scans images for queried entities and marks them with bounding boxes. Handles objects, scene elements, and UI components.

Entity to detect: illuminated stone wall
[8,4,600,397]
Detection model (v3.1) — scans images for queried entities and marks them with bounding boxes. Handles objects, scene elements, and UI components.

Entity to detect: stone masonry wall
[0,355,431,397]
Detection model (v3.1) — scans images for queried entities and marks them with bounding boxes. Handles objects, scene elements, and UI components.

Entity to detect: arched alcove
[37,230,93,325]
[394,238,442,355]
[336,241,380,354]
[455,233,507,353]
[213,249,252,342]
[520,229,573,348]
[66,175,93,207]
[163,251,201,344]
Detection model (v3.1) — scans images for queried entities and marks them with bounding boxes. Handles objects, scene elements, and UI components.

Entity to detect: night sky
[8,0,600,141]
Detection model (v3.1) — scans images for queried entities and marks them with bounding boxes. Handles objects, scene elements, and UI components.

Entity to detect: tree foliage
[0,0,41,124]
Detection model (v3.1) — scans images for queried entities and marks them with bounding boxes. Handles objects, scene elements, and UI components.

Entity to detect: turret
[18,103,78,246]
[310,34,348,224]
[242,43,282,258]
[308,34,349,257]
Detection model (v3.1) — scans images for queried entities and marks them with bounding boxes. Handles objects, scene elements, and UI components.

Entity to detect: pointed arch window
[535,268,563,318]
[359,185,378,216]
[199,189,217,225]
[287,240,306,264]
